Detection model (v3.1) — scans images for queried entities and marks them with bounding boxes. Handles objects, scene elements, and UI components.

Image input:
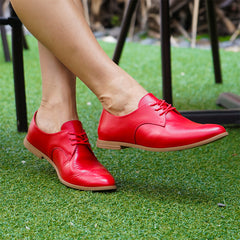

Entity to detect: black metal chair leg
[160,0,173,104]
[112,0,138,64]
[10,5,28,132]
[205,0,222,83]
[0,24,11,61]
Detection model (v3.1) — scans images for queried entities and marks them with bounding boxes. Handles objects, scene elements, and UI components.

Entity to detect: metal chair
[0,0,29,60]
[112,0,240,125]
[0,3,28,132]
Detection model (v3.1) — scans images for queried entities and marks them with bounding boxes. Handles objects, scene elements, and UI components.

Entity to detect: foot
[24,112,116,191]
[36,103,79,133]
[97,75,148,116]
[97,93,228,152]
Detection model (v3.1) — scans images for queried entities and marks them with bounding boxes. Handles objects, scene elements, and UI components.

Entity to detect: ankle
[36,102,78,133]
[99,87,147,116]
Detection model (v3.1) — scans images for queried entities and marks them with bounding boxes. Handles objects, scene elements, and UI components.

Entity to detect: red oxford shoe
[24,112,116,191]
[97,93,228,152]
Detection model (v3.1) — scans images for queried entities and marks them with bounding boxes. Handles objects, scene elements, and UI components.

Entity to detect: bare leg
[20,0,118,190]
[10,0,147,116]
[37,42,78,133]
[36,0,86,133]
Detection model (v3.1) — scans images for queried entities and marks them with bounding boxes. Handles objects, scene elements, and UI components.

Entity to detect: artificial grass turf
[0,36,239,239]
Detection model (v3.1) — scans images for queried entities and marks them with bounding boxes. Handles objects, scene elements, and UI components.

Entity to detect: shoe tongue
[61,120,84,133]
[138,93,159,107]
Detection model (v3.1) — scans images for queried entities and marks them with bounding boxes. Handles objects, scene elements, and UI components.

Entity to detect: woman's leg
[36,0,88,133]
[21,0,116,191]
[37,42,78,133]
[10,0,147,116]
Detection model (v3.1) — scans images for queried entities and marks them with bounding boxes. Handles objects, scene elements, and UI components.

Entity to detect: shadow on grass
[116,178,215,204]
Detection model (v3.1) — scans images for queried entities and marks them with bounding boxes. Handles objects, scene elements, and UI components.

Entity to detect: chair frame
[0,4,27,132]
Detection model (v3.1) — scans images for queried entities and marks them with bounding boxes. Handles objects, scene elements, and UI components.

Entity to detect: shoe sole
[23,137,117,191]
[96,132,228,152]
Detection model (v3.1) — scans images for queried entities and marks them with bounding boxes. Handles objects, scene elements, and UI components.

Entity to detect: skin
[10,0,147,133]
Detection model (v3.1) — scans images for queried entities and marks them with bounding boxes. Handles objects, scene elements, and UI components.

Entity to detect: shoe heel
[23,137,44,159]
[96,139,124,150]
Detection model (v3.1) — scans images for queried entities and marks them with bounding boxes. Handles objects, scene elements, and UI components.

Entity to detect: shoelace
[150,99,176,116]
[68,131,90,146]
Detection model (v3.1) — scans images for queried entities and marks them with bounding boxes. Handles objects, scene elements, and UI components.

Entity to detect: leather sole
[23,137,117,191]
[97,132,228,152]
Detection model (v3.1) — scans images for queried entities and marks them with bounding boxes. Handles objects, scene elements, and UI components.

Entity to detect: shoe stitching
[150,100,176,116]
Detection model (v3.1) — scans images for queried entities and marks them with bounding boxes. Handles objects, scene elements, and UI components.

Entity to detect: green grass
[0,36,239,239]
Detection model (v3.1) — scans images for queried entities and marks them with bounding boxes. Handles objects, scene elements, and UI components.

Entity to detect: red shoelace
[68,131,90,146]
[150,99,176,116]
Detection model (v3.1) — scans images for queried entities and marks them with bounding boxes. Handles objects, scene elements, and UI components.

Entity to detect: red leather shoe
[97,93,228,152]
[24,112,116,191]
